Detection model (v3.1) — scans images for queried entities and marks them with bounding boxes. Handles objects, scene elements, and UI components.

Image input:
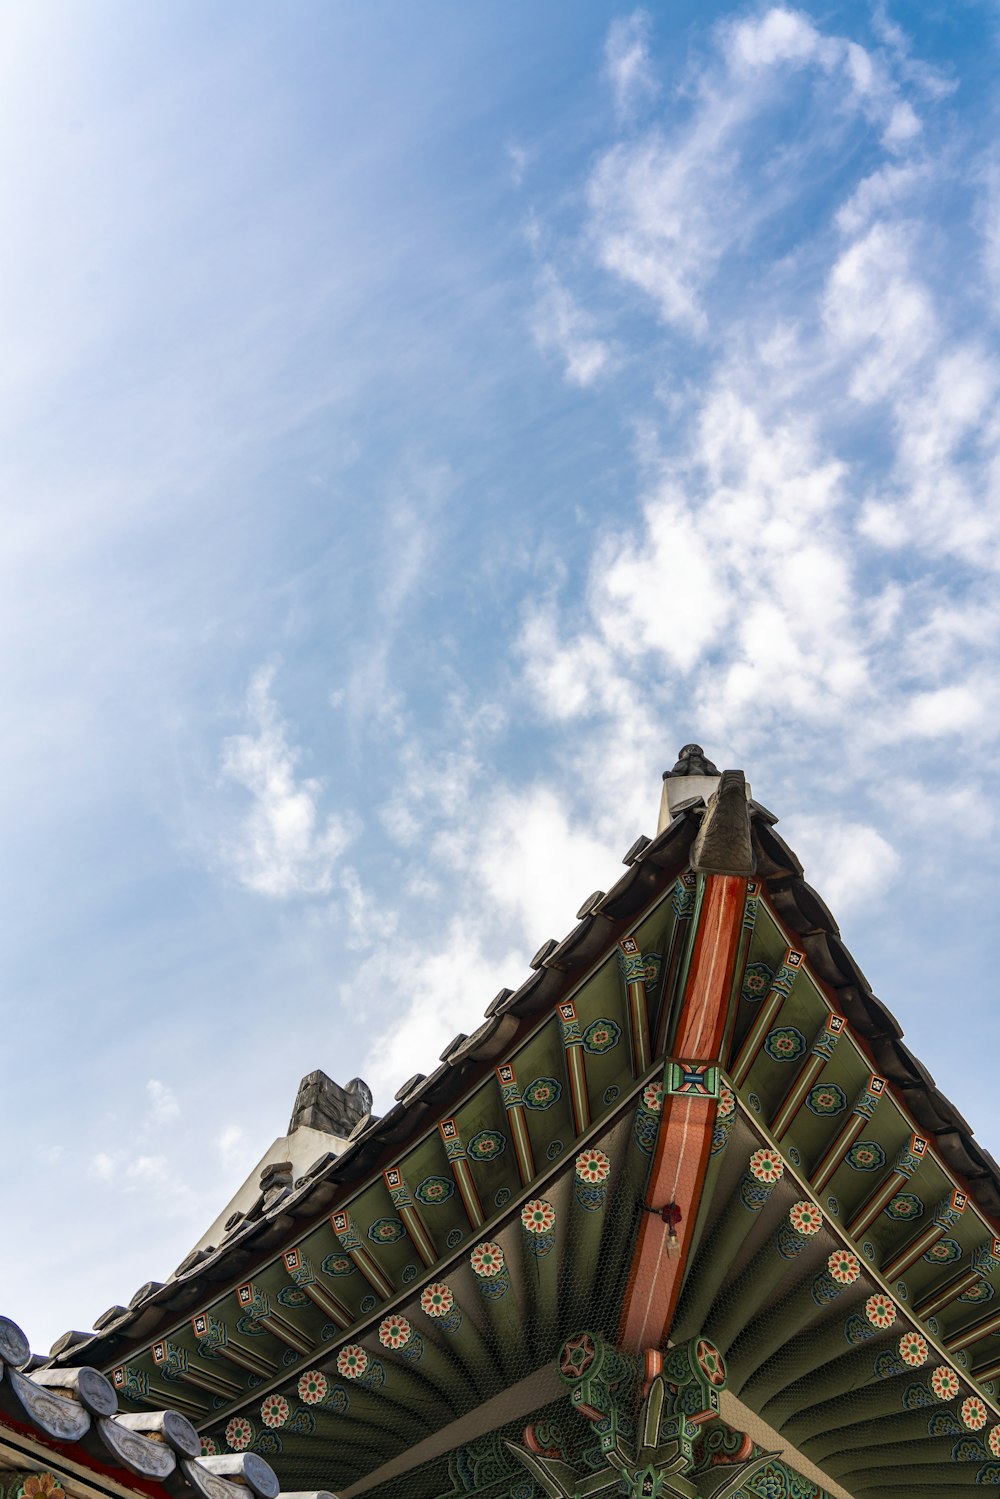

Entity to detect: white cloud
[507,142,529,187]
[521,387,868,747]
[216,1124,250,1174]
[219,665,355,898]
[146,1078,179,1124]
[883,100,921,149]
[474,785,618,947]
[360,774,622,1103]
[893,685,988,740]
[605,11,658,119]
[361,921,523,1100]
[588,8,924,332]
[779,815,900,916]
[877,777,995,842]
[123,1155,197,1214]
[89,1152,115,1182]
[822,222,937,402]
[722,8,828,74]
[531,268,614,387]
[835,163,922,237]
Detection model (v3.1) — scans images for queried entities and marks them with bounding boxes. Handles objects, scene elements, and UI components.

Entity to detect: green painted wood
[671,1153,782,1344]
[845,1471,995,1496]
[741,1303,889,1411]
[559,1150,612,1343]
[806,1398,970,1464]
[415,1286,499,1404]
[781,1365,956,1445]
[723,1249,861,1392]
[828,1436,990,1477]
[701,1203,821,1351]
[515,1195,561,1366]
[759,1330,904,1428]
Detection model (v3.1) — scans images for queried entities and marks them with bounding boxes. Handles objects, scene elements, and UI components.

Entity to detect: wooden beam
[808,1073,885,1193]
[330,1209,394,1301]
[557,1000,591,1137]
[495,1062,535,1185]
[729,945,803,1087]
[618,937,652,1077]
[846,1133,928,1238]
[768,1014,845,1141]
[618,873,748,1354]
[383,1165,438,1267]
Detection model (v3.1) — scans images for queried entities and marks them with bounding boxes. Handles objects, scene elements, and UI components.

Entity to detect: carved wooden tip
[689,769,755,877]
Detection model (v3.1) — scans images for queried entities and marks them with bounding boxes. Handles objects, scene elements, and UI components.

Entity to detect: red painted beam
[618,873,747,1354]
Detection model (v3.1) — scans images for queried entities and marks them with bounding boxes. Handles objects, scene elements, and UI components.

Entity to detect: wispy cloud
[531,268,614,388]
[587,7,927,333]
[146,1079,179,1125]
[604,11,658,120]
[219,665,355,898]
[216,1123,254,1175]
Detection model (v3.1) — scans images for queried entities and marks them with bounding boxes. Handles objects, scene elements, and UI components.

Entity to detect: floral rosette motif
[898,1331,928,1367]
[467,1130,506,1162]
[470,1239,509,1297]
[962,1395,988,1430]
[864,1292,896,1330]
[470,1240,505,1276]
[642,1081,664,1114]
[924,1238,961,1264]
[260,1394,289,1429]
[826,1249,860,1285]
[788,1200,823,1237]
[414,1175,453,1205]
[717,1085,735,1119]
[930,1365,960,1401]
[336,1344,369,1380]
[884,1192,923,1222]
[225,1416,253,1451]
[763,1026,805,1061]
[20,1477,65,1499]
[575,1147,611,1184]
[420,1282,455,1318]
[749,1147,783,1185]
[741,961,773,1001]
[297,1370,328,1405]
[199,1439,218,1457]
[521,1198,557,1256]
[583,1018,620,1054]
[379,1313,413,1350]
[846,1141,885,1172]
[989,1424,1000,1458]
[523,1076,561,1109]
[522,1199,556,1234]
[367,1217,405,1243]
[806,1082,846,1116]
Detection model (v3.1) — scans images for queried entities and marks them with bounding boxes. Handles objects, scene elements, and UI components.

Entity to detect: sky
[3,0,1000,1354]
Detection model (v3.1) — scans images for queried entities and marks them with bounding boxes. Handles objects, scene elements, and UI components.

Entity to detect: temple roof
[21,756,1000,1497]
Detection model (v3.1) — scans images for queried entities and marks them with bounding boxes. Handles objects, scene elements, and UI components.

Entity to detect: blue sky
[4,0,1000,1351]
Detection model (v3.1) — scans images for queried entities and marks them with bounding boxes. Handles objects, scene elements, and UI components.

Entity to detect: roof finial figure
[663,744,719,779]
